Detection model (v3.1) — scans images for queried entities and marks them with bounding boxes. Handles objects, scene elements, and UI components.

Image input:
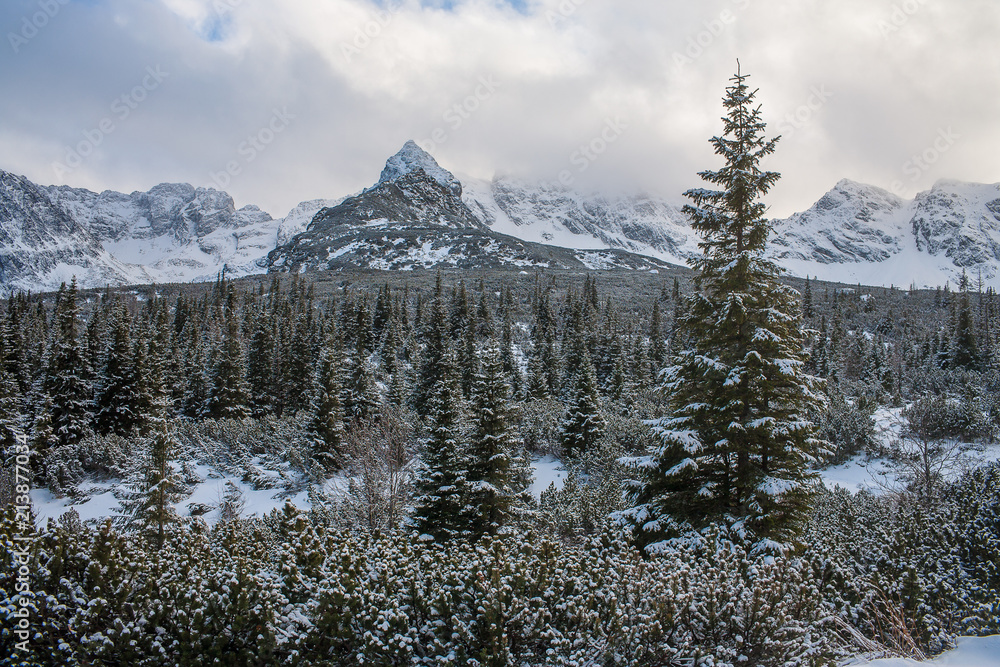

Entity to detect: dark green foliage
[465,343,533,539]
[43,280,92,450]
[623,67,823,553]
[208,305,251,420]
[308,343,344,470]
[0,508,841,666]
[558,349,605,458]
[411,347,468,542]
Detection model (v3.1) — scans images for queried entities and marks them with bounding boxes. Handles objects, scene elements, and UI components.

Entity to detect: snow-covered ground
[31,455,569,527]
[30,462,311,527]
[847,635,1000,666]
[817,405,1000,493]
[530,454,567,499]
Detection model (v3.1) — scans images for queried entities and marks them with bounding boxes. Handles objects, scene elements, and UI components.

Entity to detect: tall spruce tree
[308,342,345,471]
[620,65,823,553]
[411,347,468,542]
[44,279,91,449]
[464,343,533,539]
[559,347,605,458]
[209,305,251,420]
[415,274,449,415]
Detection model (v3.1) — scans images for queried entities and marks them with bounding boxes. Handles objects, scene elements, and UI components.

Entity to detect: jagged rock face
[0,171,132,289]
[463,176,698,261]
[0,170,278,290]
[910,181,1000,270]
[378,140,462,197]
[5,137,1000,291]
[266,167,667,272]
[769,180,908,264]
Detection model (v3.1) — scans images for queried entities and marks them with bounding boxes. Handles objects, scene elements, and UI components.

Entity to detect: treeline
[0,272,668,456]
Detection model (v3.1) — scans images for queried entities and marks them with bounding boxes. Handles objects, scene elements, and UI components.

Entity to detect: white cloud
[0,0,997,219]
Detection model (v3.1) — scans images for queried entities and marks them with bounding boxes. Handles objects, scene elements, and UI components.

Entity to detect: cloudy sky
[1,0,997,219]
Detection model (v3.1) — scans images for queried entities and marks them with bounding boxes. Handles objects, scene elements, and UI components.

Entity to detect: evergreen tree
[559,349,605,458]
[621,66,823,553]
[500,308,522,399]
[0,354,22,452]
[803,276,814,318]
[383,318,409,408]
[465,343,533,539]
[117,325,183,547]
[649,299,666,376]
[411,347,468,542]
[44,279,91,449]
[414,274,449,415]
[208,306,251,420]
[950,277,980,370]
[94,300,138,435]
[247,309,277,417]
[345,351,381,423]
[308,342,344,471]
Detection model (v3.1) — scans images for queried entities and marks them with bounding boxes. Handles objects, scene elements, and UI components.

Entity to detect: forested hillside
[0,263,998,664]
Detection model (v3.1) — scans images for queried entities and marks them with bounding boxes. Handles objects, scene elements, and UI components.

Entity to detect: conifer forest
[3,71,1000,666]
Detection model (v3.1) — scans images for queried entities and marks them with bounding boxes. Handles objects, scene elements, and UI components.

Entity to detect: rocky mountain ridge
[2,142,999,291]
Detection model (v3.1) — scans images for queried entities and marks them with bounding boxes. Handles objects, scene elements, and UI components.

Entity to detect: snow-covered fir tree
[43,279,91,450]
[411,347,469,542]
[559,347,605,458]
[308,341,345,470]
[464,342,533,538]
[620,65,824,553]
[208,304,251,420]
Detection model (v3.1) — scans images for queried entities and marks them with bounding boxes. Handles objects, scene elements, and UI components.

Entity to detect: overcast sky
[1,0,997,219]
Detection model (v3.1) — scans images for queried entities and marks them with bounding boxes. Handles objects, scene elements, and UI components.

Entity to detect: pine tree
[465,343,533,539]
[415,274,449,415]
[559,348,605,458]
[44,279,91,449]
[308,342,345,471]
[345,350,380,423]
[93,301,138,436]
[209,305,251,420]
[0,356,22,453]
[621,65,823,553]
[117,325,184,547]
[247,309,277,417]
[803,276,814,319]
[951,276,980,370]
[411,347,468,542]
[500,308,522,398]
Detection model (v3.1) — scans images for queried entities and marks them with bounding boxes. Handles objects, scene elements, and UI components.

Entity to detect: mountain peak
[378,140,462,196]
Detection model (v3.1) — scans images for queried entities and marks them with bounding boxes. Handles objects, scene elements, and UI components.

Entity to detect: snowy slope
[771,179,1000,288]
[4,140,1000,291]
[461,174,700,264]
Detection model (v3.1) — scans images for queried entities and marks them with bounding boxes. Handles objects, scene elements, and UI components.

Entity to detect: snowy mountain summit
[265,142,669,273]
[770,179,1000,287]
[2,141,1000,291]
[377,140,463,197]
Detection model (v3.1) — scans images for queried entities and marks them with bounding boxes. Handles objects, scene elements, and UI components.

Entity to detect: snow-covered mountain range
[2,140,999,291]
